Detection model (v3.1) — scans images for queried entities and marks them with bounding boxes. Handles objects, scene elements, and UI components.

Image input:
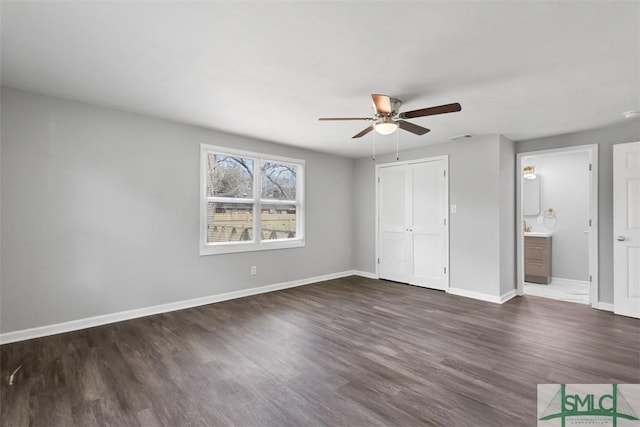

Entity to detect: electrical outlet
[251,266,257,275]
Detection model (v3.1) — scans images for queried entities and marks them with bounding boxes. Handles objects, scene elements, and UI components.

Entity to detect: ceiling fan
[319,94,462,139]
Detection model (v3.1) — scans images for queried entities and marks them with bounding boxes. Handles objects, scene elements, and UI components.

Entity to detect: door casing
[515,144,599,307]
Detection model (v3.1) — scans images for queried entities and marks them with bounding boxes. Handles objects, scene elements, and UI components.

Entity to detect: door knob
[617,235,626,241]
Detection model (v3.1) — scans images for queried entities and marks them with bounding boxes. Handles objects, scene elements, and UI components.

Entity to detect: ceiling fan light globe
[374,119,398,135]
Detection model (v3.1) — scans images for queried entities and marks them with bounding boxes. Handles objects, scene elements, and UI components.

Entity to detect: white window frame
[200,144,305,255]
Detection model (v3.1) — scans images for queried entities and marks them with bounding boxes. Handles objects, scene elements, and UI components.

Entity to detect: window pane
[207,202,254,243]
[261,161,297,200]
[207,154,254,198]
[261,204,296,240]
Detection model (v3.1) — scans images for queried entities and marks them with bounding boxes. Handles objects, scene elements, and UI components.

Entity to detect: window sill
[200,239,305,256]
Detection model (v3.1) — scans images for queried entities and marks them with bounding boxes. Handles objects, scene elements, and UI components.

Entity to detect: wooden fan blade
[399,102,462,119]
[372,94,392,114]
[352,125,375,139]
[318,117,371,121]
[398,120,430,135]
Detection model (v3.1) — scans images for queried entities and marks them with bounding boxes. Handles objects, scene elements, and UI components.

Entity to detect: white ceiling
[1,1,638,158]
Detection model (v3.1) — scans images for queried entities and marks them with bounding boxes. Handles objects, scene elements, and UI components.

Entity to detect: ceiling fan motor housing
[372,97,402,117]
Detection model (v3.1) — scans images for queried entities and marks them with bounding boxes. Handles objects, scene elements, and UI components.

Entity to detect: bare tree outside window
[261,162,297,200]
[207,154,253,198]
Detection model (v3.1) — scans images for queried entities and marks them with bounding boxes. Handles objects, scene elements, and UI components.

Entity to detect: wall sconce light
[523,165,536,179]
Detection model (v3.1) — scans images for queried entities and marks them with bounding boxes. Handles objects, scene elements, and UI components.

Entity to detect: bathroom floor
[524,278,590,305]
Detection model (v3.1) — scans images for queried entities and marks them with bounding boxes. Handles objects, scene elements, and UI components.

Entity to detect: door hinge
[589,163,592,171]
[589,219,592,226]
[444,218,447,226]
[589,275,592,282]
[443,170,446,177]
[444,267,447,274]
[377,258,380,264]
[378,177,380,183]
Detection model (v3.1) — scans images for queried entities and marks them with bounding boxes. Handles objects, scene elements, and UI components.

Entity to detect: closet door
[410,160,447,290]
[378,165,411,283]
[378,158,448,290]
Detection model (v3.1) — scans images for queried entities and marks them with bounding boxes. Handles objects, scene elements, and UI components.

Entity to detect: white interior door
[410,160,448,290]
[378,158,448,290]
[613,141,640,318]
[379,165,410,283]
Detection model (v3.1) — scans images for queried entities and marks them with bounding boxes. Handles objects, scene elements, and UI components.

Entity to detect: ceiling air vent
[449,134,473,141]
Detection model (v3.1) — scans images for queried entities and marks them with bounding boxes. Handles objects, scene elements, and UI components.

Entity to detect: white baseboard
[353,270,378,279]
[447,287,514,304]
[594,301,614,312]
[500,289,518,303]
[0,270,355,345]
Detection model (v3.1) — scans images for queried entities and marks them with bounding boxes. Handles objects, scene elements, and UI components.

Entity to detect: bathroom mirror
[523,177,540,216]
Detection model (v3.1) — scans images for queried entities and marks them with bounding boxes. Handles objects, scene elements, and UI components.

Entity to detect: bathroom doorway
[516,145,598,306]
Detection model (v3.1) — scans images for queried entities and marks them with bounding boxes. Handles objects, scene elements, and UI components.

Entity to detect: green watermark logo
[538,384,640,426]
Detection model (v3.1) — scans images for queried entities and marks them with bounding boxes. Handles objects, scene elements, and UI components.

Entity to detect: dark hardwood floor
[2,276,639,426]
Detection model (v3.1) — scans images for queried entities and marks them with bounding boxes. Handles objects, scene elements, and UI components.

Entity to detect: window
[200,144,305,255]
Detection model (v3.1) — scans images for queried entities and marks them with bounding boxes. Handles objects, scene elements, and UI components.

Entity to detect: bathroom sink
[524,232,552,237]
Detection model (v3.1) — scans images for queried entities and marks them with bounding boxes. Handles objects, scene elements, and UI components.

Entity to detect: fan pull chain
[372,130,376,161]
[396,129,400,161]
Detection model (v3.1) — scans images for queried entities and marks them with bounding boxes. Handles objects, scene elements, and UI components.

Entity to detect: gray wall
[516,120,640,303]
[353,134,516,299]
[0,87,355,333]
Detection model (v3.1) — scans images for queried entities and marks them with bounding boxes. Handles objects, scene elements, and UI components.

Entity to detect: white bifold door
[378,157,448,290]
[613,141,640,318]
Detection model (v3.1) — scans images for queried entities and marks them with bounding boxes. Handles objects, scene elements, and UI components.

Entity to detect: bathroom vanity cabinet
[524,235,552,284]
